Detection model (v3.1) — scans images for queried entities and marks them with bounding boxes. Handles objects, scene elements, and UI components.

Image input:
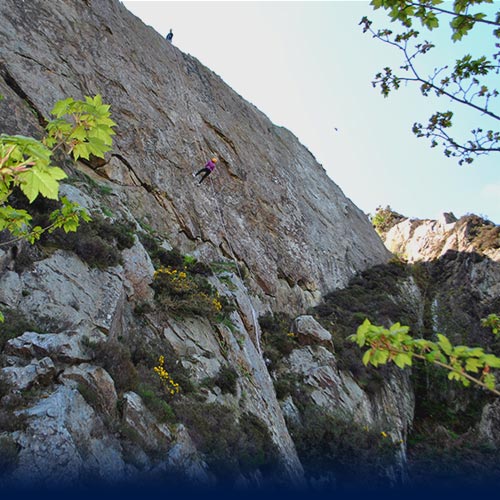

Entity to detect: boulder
[60,364,118,419]
[121,391,172,452]
[479,399,500,448]
[121,237,155,303]
[293,315,332,344]
[164,423,215,485]
[1,357,56,391]
[17,251,125,336]
[5,331,91,364]
[0,270,22,307]
[12,386,125,486]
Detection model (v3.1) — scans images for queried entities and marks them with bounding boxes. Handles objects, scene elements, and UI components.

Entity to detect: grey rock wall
[0,0,390,314]
[0,0,400,490]
[384,213,500,263]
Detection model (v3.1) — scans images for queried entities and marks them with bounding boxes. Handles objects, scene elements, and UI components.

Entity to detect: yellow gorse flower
[153,267,189,279]
[153,355,180,395]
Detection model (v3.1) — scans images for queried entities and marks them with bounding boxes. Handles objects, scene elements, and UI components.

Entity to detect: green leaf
[437,333,453,356]
[394,352,412,369]
[389,322,410,335]
[51,97,74,118]
[453,346,467,355]
[0,205,32,232]
[484,373,496,390]
[466,347,484,357]
[413,338,432,351]
[18,164,67,202]
[425,349,447,363]
[1,134,52,167]
[27,225,43,243]
[424,13,439,30]
[355,319,372,347]
[72,143,91,160]
[62,218,79,232]
[482,354,500,369]
[88,124,115,145]
[86,136,108,158]
[86,94,103,107]
[465,358,482,373]
[69,125,87,141]
[0,310,4,322]
[448,372,470,387]
[372,349,389,367]
[81,210,92,223]
[362,349,373,366]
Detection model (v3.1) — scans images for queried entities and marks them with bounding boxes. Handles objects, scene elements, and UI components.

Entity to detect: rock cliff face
[383,212,500,263]
[371,213,500,486]
[2,0,497,491]
[0,0,396,489]
[0,0,389,313]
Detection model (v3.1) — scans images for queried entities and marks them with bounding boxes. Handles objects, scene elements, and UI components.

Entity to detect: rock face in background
[371,213,500,486]
[384,212,500,263]
[379,212,500,343]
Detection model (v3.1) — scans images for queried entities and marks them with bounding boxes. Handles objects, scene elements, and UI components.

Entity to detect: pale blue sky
[123,0,499,223]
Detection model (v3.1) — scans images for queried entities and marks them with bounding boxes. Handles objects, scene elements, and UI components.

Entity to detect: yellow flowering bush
[152,263,234,321]
[153,355,180,396]
[212,297,223,312]
[153,267,191,295]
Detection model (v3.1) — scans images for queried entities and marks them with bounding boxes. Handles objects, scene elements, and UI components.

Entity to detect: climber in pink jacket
[192,157,218,184]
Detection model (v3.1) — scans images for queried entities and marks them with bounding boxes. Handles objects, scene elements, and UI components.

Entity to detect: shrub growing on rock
[0,309,39,352]
[152,265,230,321]
[172,400,279,479]
[371,205,405,235]
[202,365,239,396]
[259,312,297,365]
[287,406,398,489]
[46,215,135,268]
[91,339,138,393]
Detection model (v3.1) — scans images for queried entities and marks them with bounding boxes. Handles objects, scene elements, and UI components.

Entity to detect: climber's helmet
[211,158,218,163]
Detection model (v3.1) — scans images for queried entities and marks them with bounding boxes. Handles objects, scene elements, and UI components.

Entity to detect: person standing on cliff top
[192,158,218,184]
[166,29,173,43]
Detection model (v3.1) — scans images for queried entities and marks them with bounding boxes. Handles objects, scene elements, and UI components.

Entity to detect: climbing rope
[168,39,262,356]
[209,176,262,356]
[170,45,207,162]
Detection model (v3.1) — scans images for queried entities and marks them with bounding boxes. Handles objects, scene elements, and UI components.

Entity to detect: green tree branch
[0,95,116,323]
[362,0,500,164]
[349,319,500,396]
